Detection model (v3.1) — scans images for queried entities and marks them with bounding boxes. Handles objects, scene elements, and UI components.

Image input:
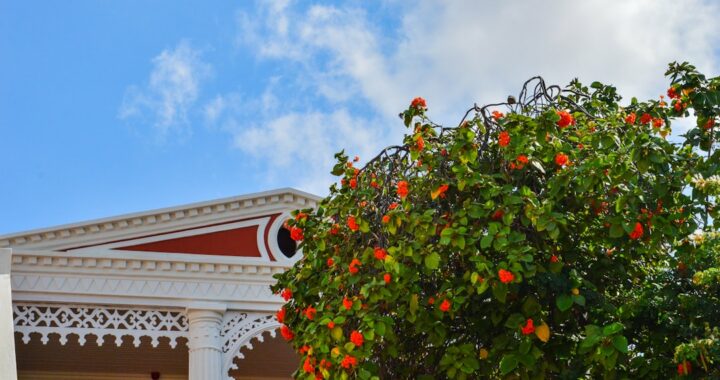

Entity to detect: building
[0,188,321,380]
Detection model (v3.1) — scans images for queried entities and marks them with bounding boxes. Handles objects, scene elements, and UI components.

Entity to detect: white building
[0,189,320,380]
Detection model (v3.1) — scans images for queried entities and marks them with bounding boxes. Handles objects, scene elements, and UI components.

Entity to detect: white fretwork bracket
[13,303,188,348]
[220,311,280,379]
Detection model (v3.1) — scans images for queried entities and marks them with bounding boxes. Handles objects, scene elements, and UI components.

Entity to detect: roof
[0,188,322,251]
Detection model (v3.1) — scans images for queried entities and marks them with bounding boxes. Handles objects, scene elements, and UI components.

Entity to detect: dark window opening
[277,227,298,258]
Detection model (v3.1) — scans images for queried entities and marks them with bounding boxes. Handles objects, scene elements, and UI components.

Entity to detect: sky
[1,0,719,234]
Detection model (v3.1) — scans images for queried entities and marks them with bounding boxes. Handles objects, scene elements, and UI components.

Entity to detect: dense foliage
[272,62,720,379]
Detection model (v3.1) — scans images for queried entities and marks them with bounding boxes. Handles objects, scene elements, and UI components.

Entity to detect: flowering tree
[272,62,720,379]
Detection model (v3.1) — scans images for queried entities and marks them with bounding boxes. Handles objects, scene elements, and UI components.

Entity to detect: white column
[0,249,18,380]
[187,303,226,380]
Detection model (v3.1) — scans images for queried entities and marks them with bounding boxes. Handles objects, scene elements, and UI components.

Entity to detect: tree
[272,62,720,379]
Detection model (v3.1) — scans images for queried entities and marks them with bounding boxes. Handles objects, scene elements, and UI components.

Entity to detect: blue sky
[1,0,719,234]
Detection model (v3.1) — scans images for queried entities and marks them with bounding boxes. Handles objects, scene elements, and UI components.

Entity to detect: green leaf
[499,354,518,375]
[603,322,624,336]
[480,235,493,249]
[612,335,629,354]
[424,252,441,270]
[556,294,573,311]
[493,284,508,303]
[609,223,625,238]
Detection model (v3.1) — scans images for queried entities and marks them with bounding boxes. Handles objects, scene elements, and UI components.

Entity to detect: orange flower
[629,222,644,240]
[281,288,293,301]
[349,258,361,274]
[550,255,559,263]
[556,110,575,128]
[416,136,425,151]
[280,325,294,341]
[290,226,304,241]
[640,113,652,125]
[349,178,357,189]
[397,181,409,198]
[389,202,399,210]
[304,306,317,320]
[276,307,286,323]
[327,321,335,329]
[295,212,308,221]
[411,97,427,109]
[625,112,636,124]
[383,273,391,284]
[677,361,691,376]
[374,247,387,260]
[303,357,314,374]
[498,269,515,284]
[652,117,664,128]
[667,86,679,99]
[492,110,504,120]
[350,330,364,346]
[492,209,504,220]
[498,131,510,147]
[327,258,334,267]
[517,155,529,165]
[342,297,353,310]
[347,216,359,231]
[555,152,569,167]
[439,299,451,312]
[341,355,358,369]
[520,319,535,335]
[382,215,390,224]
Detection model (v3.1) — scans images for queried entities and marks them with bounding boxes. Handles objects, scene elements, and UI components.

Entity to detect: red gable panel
[116,226,262,257]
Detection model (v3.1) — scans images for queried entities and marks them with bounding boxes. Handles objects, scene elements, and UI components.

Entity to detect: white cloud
[233,109,385,195]
[119,41,211,139]
[230,0,720,193]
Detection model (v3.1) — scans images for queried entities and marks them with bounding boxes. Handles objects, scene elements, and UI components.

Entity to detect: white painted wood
[0,248,18,380]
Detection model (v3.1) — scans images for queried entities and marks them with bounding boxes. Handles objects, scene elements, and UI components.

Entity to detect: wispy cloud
[227,0,720,194]
[119,40,211,140]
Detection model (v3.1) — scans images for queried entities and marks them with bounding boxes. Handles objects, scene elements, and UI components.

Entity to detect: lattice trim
[221,311,280,378]
[13,303,188,348]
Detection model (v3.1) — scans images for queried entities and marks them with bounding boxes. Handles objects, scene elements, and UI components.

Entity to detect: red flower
[295,212,308,221]
[492,110,504,120]
[397,181,409,198]
[704,118,715,130]
[550,254,559,263]
[382,215,390,224]
[389,202,399,210]
[521,319,535,335]
[517,155,529,165]
[667,86,679,99]
[492,209,504,220]
[349,178,357,189]
[320,359,331,369]
[629,222,644,240]
[299,345,311,355]
[498,131,510,147]
[440,148,448,156]
[652,117,664,128]
[556,110,575,128]
[439,299,451,312]
[555,152,569,167]
[435,184,449,198]
[280,325,294,341]
[410,97,427,109]
[290,226,304,241]
[342,297,353,310]
[304,306,317,320]
[350,330,364,346]
[370,180,378,188]
[303,357,314,374]
[327,321,335,329]
[374,247,387,260]
[276,307,286,323]
[349,258,361,274]
[281,288,293,302]
[383,273,391,284]
[341,355,358,369]
[327,258,334,267]
[347,216,359,231]
[677,361,692,376]
[625,113,636,124]
[640,113,652,124]
[498,269,515,284]
[330,224,339,235]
